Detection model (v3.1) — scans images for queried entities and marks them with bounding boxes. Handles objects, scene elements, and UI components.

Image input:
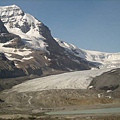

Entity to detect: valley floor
[0,89,120,120]
[0,105,120,120]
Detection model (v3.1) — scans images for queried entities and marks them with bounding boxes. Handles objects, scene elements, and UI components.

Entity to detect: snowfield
[11,68,112,93]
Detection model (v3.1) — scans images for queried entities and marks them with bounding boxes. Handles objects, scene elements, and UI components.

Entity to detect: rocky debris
[0,115,120,120]
[0,89,120,118]
[89,68,120,91]
[0,89,119,109]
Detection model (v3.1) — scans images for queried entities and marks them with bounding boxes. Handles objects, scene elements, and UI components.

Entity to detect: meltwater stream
[46,107,120,115]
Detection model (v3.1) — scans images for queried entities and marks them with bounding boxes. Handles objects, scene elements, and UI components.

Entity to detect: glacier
[11,68,112,92]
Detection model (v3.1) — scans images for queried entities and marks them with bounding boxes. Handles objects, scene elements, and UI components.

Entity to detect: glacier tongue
[11,68,112,93]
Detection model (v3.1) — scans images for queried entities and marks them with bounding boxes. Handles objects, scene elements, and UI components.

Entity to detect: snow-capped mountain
[0,5,57,51]
[0,5,96,79]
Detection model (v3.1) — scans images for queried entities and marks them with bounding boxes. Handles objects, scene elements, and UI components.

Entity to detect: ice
[11,68,112,93]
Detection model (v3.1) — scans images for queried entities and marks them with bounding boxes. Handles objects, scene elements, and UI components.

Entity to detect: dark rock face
[0,19,8,33]
[0,53,25,78]
[0,52,43,79]
[47,52,91,71]
[2,34,24,48]
[0,99,4,102]
[36,23,94,71]
[0,33,22,45]
[0,19,24,48]
[89,68,120,91]
[15,22,31,33]
[39,23,63,52]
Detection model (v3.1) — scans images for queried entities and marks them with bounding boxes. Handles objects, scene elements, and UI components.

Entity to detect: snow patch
[22,56,33,60]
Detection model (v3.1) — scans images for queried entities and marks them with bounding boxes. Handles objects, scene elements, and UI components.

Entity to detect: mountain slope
[0,19,27,79]
[55,38,120,69]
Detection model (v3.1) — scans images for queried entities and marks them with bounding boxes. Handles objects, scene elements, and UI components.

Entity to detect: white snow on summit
[0,5,48,51]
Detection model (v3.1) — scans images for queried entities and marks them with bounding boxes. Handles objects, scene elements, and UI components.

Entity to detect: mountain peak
[0,4,22,11]
[0,5,62,52]
[0,4,24,22]
[1,4,20,8]
[8,4,20,8]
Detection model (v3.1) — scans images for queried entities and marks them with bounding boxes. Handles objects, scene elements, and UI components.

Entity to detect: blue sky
[1,0,120,52]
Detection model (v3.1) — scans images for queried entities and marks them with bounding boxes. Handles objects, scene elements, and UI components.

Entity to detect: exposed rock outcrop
[89,68,120,91]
